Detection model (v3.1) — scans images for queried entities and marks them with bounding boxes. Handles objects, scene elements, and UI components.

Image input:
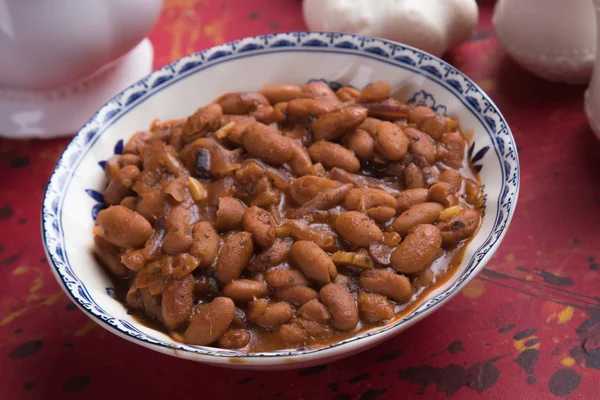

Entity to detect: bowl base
[0,39,153,139]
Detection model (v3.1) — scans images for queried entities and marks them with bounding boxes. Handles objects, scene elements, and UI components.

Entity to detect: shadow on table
[494,55,587,109]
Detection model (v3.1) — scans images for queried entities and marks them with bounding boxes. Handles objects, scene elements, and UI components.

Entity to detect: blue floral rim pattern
[41,32,519,360]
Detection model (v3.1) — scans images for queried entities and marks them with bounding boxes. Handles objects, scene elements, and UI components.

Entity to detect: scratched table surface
[1,1,600,399]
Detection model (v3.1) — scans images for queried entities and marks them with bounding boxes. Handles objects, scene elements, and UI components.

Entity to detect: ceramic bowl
[0,0,163,90]
[42,32,520,370]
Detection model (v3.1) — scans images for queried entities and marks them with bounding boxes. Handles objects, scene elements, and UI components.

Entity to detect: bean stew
[93,80,483,352]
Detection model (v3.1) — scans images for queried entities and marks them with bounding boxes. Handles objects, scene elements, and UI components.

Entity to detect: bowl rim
[41,31,520,366]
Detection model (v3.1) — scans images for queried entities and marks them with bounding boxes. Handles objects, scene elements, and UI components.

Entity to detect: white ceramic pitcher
[0,0,163,138]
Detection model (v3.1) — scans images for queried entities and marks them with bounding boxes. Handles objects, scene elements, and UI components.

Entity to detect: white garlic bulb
[303,0,478,57]
[493,0,596,84]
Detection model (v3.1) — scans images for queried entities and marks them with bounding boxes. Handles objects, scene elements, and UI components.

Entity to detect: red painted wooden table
[1,1,600,399]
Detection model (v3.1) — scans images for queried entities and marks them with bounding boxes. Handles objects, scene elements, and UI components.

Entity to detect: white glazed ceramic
[0,0,162,89]
[493,0,596,84]
[303,0,478,57]
[0,0,163,138]
[586,0,600,140]
[42,32,520,370]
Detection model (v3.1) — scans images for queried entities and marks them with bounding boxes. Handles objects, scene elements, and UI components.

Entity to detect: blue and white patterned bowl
[41,32,519,370]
